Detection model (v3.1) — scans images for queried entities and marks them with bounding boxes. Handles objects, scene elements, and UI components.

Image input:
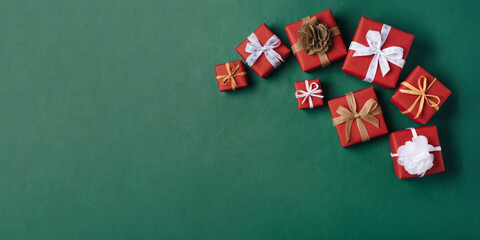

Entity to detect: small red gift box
[214,61,248,92]
[284,9,347,72]
[391,66,451,124]
[328,87,388,147]
[390,126,444,179]
[342,17,414,89]
[236,23,290,78]
[294,79,324,109]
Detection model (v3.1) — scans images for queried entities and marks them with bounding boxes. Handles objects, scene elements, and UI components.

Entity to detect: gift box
[391,66,451,124]
[342,17,414,89]
[214,61,248,92]
[390,126,444,179]
[328,87,388,147]
[236,23,290,78]
[295,79,324,109]
[284,9,347,72]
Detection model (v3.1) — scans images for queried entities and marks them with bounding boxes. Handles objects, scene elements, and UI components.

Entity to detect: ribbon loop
[349,24,405,83]
[295,80,324,108]
[216,62,246,90]
[399,76,441,118]
[245,33,284,68]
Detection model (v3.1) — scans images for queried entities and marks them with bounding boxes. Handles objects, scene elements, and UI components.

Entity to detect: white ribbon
[295,80,324,109]
[349,24,405,83]
[391,128,442,177]
[245,33,284,68]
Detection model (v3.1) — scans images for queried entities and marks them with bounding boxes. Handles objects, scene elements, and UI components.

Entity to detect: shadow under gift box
[235,23,290,78]
[391,66,451,124]
[342,17,414,89]
[284,9,347,72]
[389,126,445,179]
[328,86,388,147]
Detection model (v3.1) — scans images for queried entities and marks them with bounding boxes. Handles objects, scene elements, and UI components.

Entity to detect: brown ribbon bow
[399,76,441,119]
[332,92,383,143]
[216,62,246,90]
[291,16,341,67]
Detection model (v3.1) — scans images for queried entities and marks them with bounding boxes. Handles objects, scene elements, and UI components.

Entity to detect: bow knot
[348,24,405,83]
[399,76,441,118]
[245,33,284,68]
[216,62,246,90]
[332,92,383,143]
[295,80,324,108]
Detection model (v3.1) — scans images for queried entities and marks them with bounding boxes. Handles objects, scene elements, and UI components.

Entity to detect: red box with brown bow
[342,17,414,89]
[214,61,248,92]
[236,23,290,78]
[390,66,451,124]
[328,87,388,147]
[390,126,445,179]
[284,9,347,72]
[294,79,324,109]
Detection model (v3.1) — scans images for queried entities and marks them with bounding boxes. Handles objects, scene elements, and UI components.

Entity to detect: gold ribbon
[216,62,246,90]
[291,16,340,67]
[332,92,383,143]
[399,76,441,119]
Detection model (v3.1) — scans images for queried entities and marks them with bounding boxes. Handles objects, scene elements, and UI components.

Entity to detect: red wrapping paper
[390,126,444,179]
[328,87,388,147]
[235,23,290,78]
[214,61,248,92]
[284,9,347,72]
[391,66,451,124]
[342,17,414,88]
[294,79,324,109]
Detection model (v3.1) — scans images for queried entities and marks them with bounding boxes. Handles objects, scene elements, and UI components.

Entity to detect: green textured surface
[0,0,479,239]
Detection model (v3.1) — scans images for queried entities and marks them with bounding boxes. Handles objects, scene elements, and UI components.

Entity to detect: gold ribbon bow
[216,62,246,90]
[332,92,383,143]
[291,16,341,67]
[399,76,441,119]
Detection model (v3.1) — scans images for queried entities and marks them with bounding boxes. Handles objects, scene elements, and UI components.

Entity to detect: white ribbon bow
[349,24,405,83]
[295,80,324,109]
[245,33,284,68]
[391,128,442,177]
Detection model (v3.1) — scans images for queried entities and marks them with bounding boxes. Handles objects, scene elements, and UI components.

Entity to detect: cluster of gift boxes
[214,9,451,179]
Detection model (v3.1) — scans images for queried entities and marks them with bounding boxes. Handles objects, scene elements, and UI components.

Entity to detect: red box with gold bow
[235,23,291,78]
[294,79,324,109]
[214,61,248,92]
[284,9,347,72]
[328,87,388,147]
[342,17,414,89]
[391,66,451,124]
[390,126,445,179]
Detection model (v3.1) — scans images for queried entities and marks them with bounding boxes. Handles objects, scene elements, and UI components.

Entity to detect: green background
[0,0,479,239]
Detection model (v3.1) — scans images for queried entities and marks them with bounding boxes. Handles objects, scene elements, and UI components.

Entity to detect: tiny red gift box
[214,60,248,92]
[342,17,414,88]
[391,66,451,124]
[236,23,290,78]
[390,126,445,179]
[284,9,347,72]
[294,79,324,109]
[328,87,388,147]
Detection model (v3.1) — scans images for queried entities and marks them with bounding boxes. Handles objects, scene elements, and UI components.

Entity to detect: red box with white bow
[342,17,414,88]
[284,9,347,72]
[390,66,451,124]
[294,79,324,109]
[328,87,388,147]
[390,126,445,179]
[214,61,248,92]
[236,23,291,78]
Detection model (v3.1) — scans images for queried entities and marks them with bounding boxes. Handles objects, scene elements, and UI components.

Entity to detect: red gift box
[214,61,248,92]
[390,126,444,179]
[391,66,451,124]
[328,87,388,147]
[236,23,290,78]
[285,9,347,72]
[342,17,414,89]
[294,79,324,109]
